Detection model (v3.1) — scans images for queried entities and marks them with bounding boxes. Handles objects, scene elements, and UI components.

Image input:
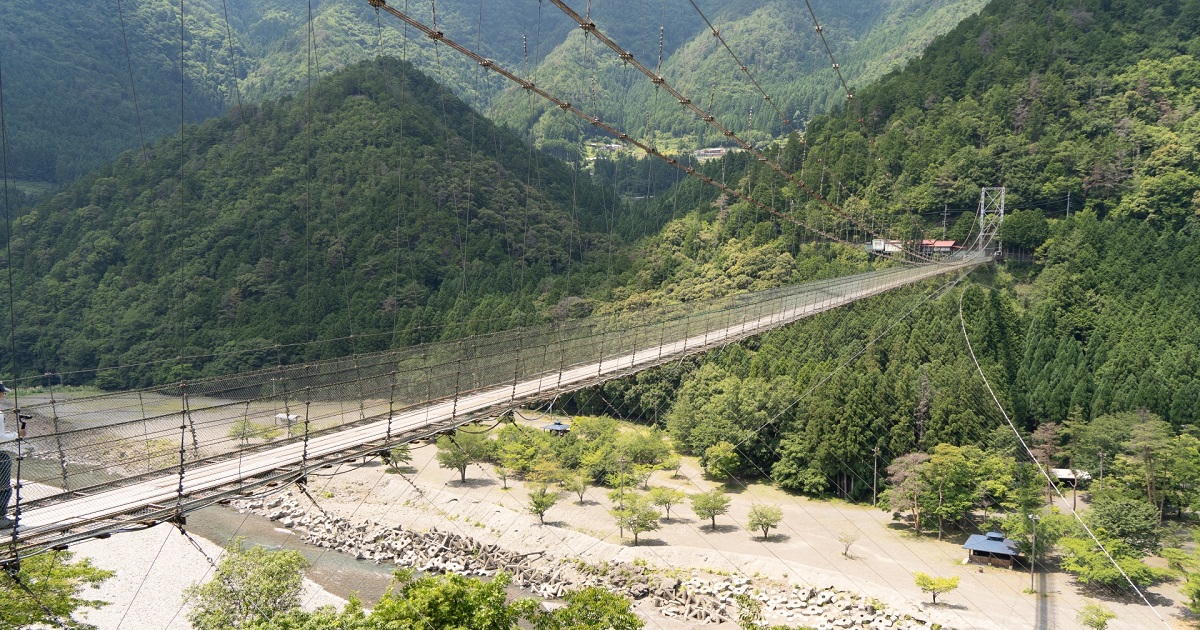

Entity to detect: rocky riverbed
[238,491,950,629]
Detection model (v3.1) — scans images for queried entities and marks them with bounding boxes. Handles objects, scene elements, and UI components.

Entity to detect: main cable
[366,0,872,249]
[546,0,898,249]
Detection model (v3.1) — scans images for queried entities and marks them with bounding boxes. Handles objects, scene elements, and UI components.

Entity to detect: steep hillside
[805,0,1200,220]
[576,0,1200,507]
[1,0,980,191]
[0,0,233,185]
[490,0,989,146]
[0,59,627,387]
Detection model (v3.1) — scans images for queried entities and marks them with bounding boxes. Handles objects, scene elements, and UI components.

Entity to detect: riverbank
[71,522,345,629]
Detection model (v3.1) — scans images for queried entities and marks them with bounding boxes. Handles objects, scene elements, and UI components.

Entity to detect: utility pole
[1098,451,1105,490]
[1066,190,1071,219]
[872,446,880,507]
[1029,513,1041,593]
[942,204,948,238]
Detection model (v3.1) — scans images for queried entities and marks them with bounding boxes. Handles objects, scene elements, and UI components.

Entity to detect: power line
[957,289,1171,628]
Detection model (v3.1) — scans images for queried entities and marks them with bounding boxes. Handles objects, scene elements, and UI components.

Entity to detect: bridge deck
[5,260,977,558]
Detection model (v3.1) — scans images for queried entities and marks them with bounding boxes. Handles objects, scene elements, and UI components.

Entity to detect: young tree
[611,494,661,546]
[0,551,113,630]
[879,452,930,533]
[631,463,655,490]
[436,431,491,483]
[385,444,413,472]
[648,486,685,520]
[256,423,282,443]
[912,572,959,604]
[690,489,732,529]
[528,485,561,525]
[836,531,860,558]
[1077,603,1116,630]
[661,453,683,478]
[703,441,740,480]
[184,538,309,630]
[747,504,783,540]
[496,465,511,489]
[562,471,589,504]
[229,419,256,446]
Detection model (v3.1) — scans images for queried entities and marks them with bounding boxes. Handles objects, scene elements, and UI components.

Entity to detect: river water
[19,457,399,605]
[18,456,542,607]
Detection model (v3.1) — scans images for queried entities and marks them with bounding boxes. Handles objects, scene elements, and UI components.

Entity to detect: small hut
[1051,468,1091,488]
[542,420,571,436]
[963,531,1021,569]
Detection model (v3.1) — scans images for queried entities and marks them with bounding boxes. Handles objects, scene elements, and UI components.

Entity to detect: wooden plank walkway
[6,259,979,557]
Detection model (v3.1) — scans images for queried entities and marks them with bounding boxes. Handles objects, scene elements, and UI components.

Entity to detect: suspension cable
[546,0,921,254]
[366,0,852,246]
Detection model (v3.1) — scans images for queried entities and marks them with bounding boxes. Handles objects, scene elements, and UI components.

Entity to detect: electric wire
[957,287,1172,628]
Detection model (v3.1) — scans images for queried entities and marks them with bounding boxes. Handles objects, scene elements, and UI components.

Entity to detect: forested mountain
[489,0,989,147]
[1,0,982,191]
[573,0,1200,515]
[0,58,635,387]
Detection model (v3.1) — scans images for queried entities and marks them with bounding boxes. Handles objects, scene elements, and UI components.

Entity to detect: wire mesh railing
[7,257,980,547]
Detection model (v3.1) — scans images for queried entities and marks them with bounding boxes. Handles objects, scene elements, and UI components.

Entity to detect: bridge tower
[976,186,1005,253]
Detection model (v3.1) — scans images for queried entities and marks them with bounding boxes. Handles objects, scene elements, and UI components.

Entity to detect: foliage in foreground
[0,551,113,630]
[184,537,309,630]
[233,568,643,630]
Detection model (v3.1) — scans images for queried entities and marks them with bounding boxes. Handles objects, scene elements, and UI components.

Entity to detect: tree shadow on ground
[1077,583,1174,607]
[922,602,969,611]
[624,537,669,547]
[700,524,741,534]
[754,532,792,543]
[452,478,495,488]
[384,466,416,475]
[660,516,695,525]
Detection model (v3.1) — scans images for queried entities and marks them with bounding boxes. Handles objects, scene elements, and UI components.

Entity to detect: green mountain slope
[573,0,1200,506]
[490,0,990,147]
[1,0,981,190]
[805,0,1200,219]
[1,59,626,387]
[0,0,233,185]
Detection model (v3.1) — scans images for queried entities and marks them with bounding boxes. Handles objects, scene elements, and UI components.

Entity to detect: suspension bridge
[2,249,987,561]
[0,0,1003,564]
